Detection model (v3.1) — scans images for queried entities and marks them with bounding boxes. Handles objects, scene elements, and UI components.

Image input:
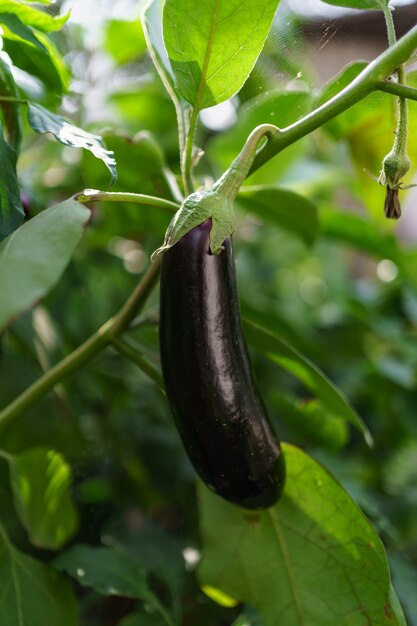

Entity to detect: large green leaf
[27,103,117,183]
[0,128,23,240]
[0,198,90,332]
[163,0,279,110]
[0,1,69,31]
[0,529,77,626]
[238,186,319,245]
[198,443,405,626]
[244,321,372,443]
[5,448,78,550]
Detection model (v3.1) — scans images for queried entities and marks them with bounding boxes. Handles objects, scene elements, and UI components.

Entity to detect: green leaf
[320,207,400,262]
[54,544,151,600]
[0,1,69,32]
[0,127,24,240]
[6,448,78,550]
[119,611,166,626]
[0,198,90,332]
[270,393,349,451]
[0,57,22,153]
[198,443,405,626]
[104,19,147,65]
[238,186,319,246]
[142,0,189,155]
[244,320,372,443]
[4,32,69,92]
[163,0,279,110]
[0,13,47,50]
[27,103,117,184]
[0,528,77,626]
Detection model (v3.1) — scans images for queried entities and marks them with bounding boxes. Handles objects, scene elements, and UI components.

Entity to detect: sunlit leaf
[0,1,69,32]
[0,528,77,626]
[0,198,90,332]
[6,448,78,550]
[244,320,372,442]
[0,13,47,50]
[163,0,279,110]
[142,0,189,154]
[238,186,319,245]
[28,103,117,183]
[198,443,405,626]
[0,127,23,240]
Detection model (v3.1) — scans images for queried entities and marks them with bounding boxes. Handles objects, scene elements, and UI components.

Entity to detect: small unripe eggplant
[159,220,285,509]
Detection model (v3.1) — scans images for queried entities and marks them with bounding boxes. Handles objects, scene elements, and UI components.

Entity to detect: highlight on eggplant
[159,219,285,510]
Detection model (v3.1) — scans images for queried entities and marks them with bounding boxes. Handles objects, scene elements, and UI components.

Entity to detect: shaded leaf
[0,529,77,626]
[0,198,90,332]
[120,613,166,626]
[0,56,22,152]
[320,207,400,262]
[0,127,23,240]
[238,186,319,245]
[244,320,372,443]
[54,544,151,600]
[28,103,117,183]
[163,0,279,110]
[6,448,78,550]
[198,443,405,626]
[4,32,69,92]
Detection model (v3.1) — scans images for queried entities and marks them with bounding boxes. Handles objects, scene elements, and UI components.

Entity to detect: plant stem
[75,190,179,214]
[382,2,396,47]
[377,80,417,101]
[0,96,28,105]
[183,107,199,195]
[0,258,162,433]
[249,23,417,175]
[111,338,165,392]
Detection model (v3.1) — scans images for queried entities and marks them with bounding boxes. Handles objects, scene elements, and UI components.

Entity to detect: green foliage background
[0,0,417,624]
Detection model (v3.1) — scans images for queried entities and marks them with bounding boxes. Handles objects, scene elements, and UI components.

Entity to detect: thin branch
[377,80,417,102]
[0,258,162,433]
[111,338,164,392]
[75,190,179,214]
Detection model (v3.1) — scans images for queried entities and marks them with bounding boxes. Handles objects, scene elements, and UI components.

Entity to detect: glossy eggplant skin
[159,220,285,509]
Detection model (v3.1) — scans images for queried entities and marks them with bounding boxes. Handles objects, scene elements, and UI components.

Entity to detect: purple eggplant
[159,220,285,509]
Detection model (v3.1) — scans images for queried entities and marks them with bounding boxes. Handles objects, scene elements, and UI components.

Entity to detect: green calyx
[378,150,410,189]
[152,124,278,260]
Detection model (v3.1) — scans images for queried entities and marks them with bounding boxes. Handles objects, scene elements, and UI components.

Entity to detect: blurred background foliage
[1,0,417,624]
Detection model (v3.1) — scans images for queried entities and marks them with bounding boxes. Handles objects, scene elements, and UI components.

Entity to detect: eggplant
[159,219,285,509]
